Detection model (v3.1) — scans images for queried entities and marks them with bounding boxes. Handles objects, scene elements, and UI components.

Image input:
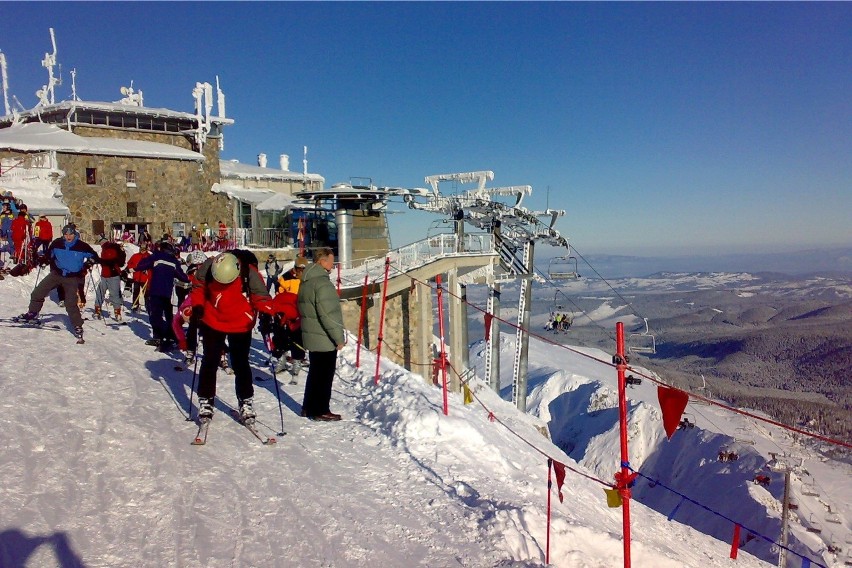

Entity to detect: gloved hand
[83,257,95,268]
[191,305,204,321]
[37,253,50,267]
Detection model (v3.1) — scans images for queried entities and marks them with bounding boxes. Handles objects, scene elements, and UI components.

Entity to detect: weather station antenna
[36,27,61,107]
[0,50,10,116]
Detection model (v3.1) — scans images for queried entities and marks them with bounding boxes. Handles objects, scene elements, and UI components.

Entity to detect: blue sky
[2,2,850,255]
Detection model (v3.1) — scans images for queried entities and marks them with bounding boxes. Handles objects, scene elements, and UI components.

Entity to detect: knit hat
[62,224,77,235]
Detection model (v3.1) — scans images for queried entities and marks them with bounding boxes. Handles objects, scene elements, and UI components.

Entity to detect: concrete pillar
[486,283,501,392]
[416,279,434,382]
[447,268,463,392]
[460,284,469,370]
[512,240,535,412]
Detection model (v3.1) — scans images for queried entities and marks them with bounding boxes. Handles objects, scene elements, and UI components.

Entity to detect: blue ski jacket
[48,234,98,277]
[136,251,189,298]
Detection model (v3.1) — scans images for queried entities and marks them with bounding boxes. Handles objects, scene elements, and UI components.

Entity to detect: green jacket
[297,262,345,352]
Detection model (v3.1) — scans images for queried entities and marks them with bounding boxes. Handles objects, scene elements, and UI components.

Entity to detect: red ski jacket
[191,262,273,334]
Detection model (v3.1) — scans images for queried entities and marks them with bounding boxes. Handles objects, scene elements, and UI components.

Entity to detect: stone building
[0,95,233,241]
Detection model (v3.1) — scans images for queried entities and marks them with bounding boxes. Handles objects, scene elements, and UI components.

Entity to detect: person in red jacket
[93,236,127,320]
[125,243,152,313]
[34,215,53,255]
[191,250,274,423]
[11,211,32,264]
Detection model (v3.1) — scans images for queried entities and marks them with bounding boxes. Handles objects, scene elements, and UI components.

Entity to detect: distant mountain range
[543,247,852,278]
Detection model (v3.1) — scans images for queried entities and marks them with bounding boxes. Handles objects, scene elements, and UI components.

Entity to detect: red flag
[484,312,494,341]
[657,386,689,439]
[730,523,741,559]
[551,460,566,503]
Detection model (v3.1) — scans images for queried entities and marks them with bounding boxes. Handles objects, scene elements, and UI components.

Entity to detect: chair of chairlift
[718,449,739,462]
[802,482,820,497]
[826,512,842,525]
[625,374,642,387]
[628,317,656,355]
[678,415,696,430]
[548,256,579,280]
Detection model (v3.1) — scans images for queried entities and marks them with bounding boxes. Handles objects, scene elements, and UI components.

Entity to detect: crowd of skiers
[6,212,345,424]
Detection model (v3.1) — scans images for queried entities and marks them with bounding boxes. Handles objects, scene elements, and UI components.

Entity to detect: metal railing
[338,233,494,288]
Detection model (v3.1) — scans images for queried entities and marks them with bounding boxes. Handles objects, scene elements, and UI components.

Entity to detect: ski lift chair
[678,415,696,430]
[802,482,820,497]
[628,318,656,355]
[625,374,643,387]
[548,256,579,280]
[826,511,842,525]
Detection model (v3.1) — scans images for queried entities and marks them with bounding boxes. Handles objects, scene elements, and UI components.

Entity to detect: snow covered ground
[0,259,846,567]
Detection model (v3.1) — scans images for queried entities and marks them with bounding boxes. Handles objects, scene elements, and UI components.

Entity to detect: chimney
[257,153,267,168]
[280,154,289,171]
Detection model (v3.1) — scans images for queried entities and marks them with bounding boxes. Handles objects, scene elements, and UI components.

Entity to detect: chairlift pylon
[548,255,579,280]
[628,317,656,355]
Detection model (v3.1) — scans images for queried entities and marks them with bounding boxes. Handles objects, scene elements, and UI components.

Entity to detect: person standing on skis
[93,236,127,321]
[15,224,98,342]
[191,250,274,423]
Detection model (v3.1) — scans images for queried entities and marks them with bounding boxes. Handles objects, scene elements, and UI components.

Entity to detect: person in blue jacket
[136,240,189,351]
[16,224,99,341]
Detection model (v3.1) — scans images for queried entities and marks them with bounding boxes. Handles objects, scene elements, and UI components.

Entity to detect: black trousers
[302,350,338,416]
[197,325,253,402]
[148,295,175,341]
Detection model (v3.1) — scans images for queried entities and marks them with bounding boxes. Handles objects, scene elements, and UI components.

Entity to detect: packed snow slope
[0,266,784,568]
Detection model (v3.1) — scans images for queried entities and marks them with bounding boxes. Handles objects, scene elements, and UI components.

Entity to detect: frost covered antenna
[0,51,10,116]
[118,82,144,107]
[70,68,79,101]
[36,28,61,107]
[191,81,214,150]
[215,76,226,117]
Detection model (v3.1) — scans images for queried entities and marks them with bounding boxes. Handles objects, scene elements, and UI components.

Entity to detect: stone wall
[56,126,229,239]
[340,280,432,382]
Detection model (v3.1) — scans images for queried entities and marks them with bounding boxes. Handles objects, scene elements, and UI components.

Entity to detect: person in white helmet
[190,250,274,424]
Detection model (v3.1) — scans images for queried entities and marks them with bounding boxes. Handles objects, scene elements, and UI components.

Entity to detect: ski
[231,411,276,445]
[191,419,211,445]
[0,319,61,330]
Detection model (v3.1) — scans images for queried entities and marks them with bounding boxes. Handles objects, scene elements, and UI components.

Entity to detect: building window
[86,168,97,185]
[126,170,137,187]
[127,202,138,217]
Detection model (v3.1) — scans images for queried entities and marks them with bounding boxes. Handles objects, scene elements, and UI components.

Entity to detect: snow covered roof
[0,100,234,126]
[0,123,205,161]
[255,191,296,211]
[220,159,324,183]
[210,182,276,204]
[0,184,69,215]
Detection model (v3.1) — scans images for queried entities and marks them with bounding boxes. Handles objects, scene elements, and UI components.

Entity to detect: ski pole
[29,263,44,294]
[185,326,201,420]
[270,360,285,437]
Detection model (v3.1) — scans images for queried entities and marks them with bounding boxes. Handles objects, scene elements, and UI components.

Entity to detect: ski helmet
[159,241,176,255]
[188,250,207,266]
[211,252,241,284]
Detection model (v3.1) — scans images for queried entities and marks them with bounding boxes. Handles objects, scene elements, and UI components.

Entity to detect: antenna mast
[36,28,60,106]
[0,51,10,116]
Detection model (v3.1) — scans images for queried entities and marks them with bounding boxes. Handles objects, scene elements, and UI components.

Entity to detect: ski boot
[113,306,123,322]
[93,305,103,319]
[197,397,214,421]
[12,311,40,324]
[184,350,196,365]
[238,398,256,424]
[145,338,161,347]
[74,326,84,344]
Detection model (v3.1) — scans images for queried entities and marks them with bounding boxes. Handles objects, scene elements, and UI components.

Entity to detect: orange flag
[657,386,689,439]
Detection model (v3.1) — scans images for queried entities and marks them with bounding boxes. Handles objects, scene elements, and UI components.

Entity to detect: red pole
[546,459,553,564]
[356,275,369,368]
[436,274,449,416]
[373,258,391,384]
[615,322,632,568]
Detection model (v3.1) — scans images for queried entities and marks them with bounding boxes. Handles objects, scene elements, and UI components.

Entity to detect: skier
[15,224,98,342]
[269,256,307,373]
[125,242,152,313]
[190,250,274,423]
[33,215,53,255]
[93,236,127,320]
[136,241,189,351]
[264,253,282,294]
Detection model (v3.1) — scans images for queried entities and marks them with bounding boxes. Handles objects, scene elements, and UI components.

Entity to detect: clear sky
[2,2,850,255]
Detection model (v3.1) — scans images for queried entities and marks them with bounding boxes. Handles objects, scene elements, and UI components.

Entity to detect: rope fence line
[626,466,828,568]
[381,263,851,451]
